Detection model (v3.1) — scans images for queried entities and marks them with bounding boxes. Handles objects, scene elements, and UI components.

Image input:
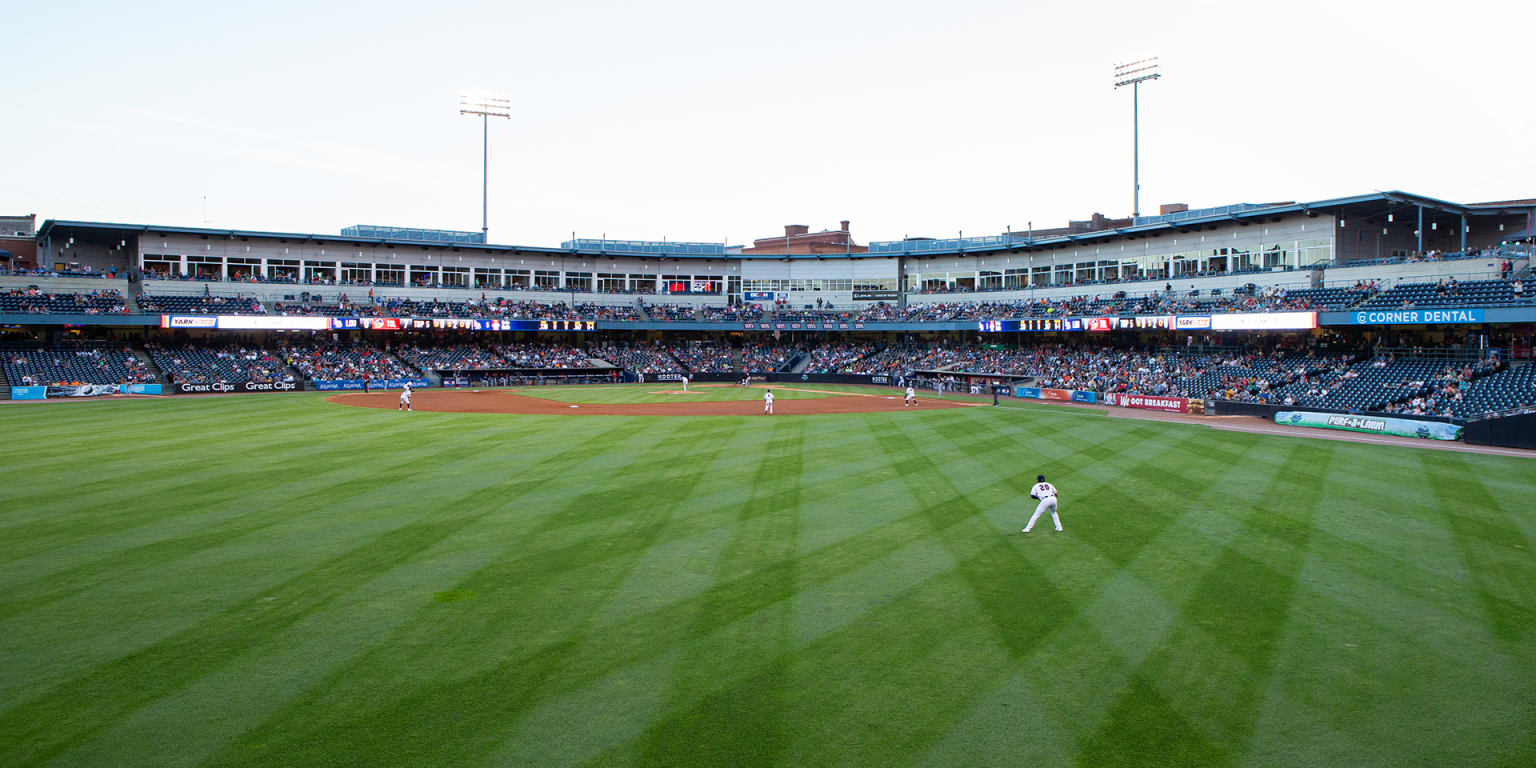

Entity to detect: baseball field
[2,385,1533,767]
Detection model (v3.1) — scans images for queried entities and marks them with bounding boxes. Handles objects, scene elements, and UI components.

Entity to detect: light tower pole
[459,92,511,243]
[1113,57,1160,219]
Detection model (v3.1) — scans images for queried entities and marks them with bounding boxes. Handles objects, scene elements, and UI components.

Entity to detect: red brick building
[0,214,37,269]
[741,221,867,255]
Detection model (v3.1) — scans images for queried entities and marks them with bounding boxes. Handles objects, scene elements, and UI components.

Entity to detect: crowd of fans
[281,344,417,381]
[0,289,128,315]
[137,294,265,314]
[1381,357,1504,418]
[802,343,878,374]
[739,344,797,374]
[146,342,291,384]
[588,343,683,375]
[2,343,152,386]
[667,343,734,373]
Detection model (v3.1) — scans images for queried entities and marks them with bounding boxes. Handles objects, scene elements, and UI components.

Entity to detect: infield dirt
[329,388,976,416]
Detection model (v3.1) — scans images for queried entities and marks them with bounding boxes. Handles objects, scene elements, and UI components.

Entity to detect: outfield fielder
[905,385,917,407]
[398,382,413,412]
[1023,474,1060,533]
[763,388,774,415]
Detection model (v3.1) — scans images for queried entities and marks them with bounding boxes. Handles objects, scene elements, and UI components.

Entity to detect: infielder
[905,385,916,407]
[681,375,689,392]
[1023,474,1060,533]
[398,382,413,412]
[763,388,774,415]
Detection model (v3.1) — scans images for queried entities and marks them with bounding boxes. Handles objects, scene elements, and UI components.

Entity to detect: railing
[1374,346,1506,361]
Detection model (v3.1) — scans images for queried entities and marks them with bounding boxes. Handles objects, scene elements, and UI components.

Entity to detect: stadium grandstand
[0,189,1532,447]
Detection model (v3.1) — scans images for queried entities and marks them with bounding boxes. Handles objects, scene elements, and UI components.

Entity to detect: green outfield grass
[1,391,1533,767]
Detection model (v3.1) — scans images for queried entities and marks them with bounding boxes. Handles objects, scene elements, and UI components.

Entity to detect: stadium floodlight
[1113,57,1161,219]
[459,91,512,242]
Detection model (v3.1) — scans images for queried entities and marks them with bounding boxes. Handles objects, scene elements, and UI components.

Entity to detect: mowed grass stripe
[51,417,712,768]
[1075,442,1335,766]
[0,418,571,621]
[1,394,1533,767]
[200,418,748,766]
[628,418,807,766]
[0,416,669,766]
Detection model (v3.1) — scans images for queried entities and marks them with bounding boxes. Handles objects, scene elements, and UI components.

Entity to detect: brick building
[0,214,37,269]
[741,221,867,255]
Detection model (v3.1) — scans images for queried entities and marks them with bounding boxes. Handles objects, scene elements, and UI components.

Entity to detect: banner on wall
[1104,392,1195,413]
[1013,386,1097,404]
[312,378,430,391]
[1209,311,1317,331]
[174,381,297,394]
[1347,309,1484,325]
[1274,411,1462,440]
[10,383,163,400]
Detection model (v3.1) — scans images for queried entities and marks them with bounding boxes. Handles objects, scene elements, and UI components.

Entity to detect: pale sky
[7,0,1533,247]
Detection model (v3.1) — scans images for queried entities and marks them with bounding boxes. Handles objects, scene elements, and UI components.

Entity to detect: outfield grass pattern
[1,389,1532,767]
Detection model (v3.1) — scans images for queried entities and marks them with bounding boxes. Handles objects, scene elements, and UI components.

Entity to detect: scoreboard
[430,318,598,331]
[977,319,1073,332]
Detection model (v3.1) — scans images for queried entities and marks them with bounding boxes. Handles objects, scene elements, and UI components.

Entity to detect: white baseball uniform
[905,386,916,406]
[399,385,412,410]
[764,391,774,414]
[1024,481,1060,532]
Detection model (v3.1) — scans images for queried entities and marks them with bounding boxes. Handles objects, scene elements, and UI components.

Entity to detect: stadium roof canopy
[35,190,1535,261]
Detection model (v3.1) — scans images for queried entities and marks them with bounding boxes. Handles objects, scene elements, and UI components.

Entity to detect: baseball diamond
[5,6,1536,765]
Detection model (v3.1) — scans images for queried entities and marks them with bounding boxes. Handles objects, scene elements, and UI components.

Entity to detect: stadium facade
[29,191,1533,310]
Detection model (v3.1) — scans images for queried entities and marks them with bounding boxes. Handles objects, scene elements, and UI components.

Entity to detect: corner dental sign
[1352,309,1484,324]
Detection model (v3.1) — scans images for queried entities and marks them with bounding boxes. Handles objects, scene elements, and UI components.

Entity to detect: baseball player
[763,388,774,415]
[905,385,916,407]
[398,382,412,412]
[681,375,688,392]
[1023,474,1060,533]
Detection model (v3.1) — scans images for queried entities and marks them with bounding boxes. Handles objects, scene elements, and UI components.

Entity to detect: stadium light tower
[459,91,512,242]
[1113,57,1160,219]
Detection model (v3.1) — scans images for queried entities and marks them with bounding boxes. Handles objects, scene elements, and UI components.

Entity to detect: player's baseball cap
[1037,474,1045,482]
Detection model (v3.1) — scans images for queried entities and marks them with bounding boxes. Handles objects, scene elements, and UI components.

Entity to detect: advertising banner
[312,378,429,391]
[216,315,331,331]
[1105,392,1192,413]
[1347,309,1484,325]
[1209,311,1317,331]
[161,315,219,329]
[1013,386,1097,404]
[10,383,163,399]
[174,381,297,394]
[743,291,775,301]
[852,290,900,302]
[1274,411,1463,440]
[1175,315,1212,330]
